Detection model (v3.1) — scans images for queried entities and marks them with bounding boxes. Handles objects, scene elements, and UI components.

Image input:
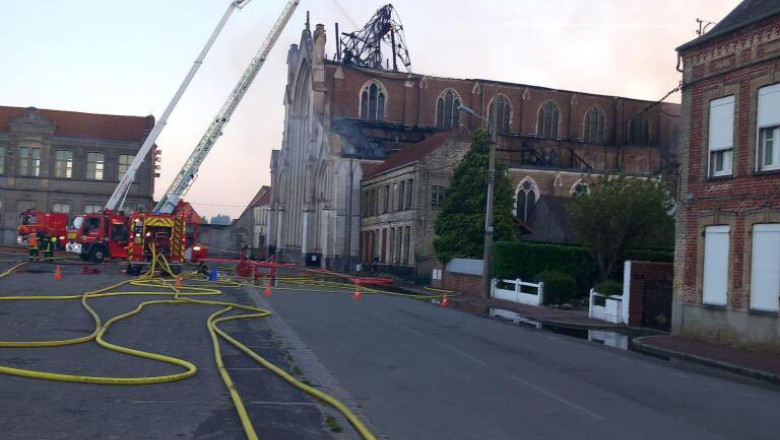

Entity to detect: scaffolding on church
[338,4,412,72]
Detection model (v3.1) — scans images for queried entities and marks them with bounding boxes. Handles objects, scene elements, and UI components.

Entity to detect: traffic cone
[174,275,182,289]
[53,266,62,281]
[441,293,450,308]
[264,279,272,296]
[353,284,361,301]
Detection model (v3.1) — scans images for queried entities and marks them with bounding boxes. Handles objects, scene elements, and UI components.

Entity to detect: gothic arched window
[626,115,649,145]
[436,89,461,129]
[515,178,538,223]
[583,107,605,144]
[487,95,511,135]
[537,101,560,139]
[360,81,387,122]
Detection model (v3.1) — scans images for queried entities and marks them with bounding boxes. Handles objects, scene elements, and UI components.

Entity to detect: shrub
[594,280,623,296]
[534,270,577,306]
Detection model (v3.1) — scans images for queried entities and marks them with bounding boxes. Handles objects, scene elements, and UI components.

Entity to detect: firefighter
[44,235,57,262]
[27,232,39,262]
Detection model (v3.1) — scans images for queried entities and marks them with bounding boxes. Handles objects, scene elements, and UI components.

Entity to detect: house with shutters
[674,0,780,346]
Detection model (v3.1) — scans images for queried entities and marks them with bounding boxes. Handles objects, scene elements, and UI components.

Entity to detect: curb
[632,336,780,385]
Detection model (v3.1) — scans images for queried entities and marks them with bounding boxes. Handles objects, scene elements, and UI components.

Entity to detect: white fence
[588,288,626,324]
[492,278,544,307]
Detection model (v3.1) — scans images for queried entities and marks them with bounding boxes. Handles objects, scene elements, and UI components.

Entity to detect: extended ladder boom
[105,0,254,212]
[154,0,301,214]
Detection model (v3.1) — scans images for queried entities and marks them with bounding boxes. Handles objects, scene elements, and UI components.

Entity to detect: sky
[1,0,740,219]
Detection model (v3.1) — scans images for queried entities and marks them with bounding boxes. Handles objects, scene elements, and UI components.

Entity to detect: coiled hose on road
[0,249,398,440]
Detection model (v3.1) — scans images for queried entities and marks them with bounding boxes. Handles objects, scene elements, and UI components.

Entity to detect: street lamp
[458,105,496,299]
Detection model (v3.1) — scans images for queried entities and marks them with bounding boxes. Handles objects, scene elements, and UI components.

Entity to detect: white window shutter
[709,96,735,152]
[703,226,729,306]
[758,83,780,128]
[750,224,780,312]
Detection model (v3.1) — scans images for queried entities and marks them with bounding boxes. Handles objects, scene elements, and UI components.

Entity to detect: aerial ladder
[154,0,301,214]
[106,0,255,212]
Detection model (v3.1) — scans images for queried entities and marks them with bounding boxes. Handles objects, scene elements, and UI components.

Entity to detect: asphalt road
[0,259,341,440]
[256,285,780,440]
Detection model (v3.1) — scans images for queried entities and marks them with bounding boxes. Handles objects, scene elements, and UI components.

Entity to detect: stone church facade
[270,18,680,271]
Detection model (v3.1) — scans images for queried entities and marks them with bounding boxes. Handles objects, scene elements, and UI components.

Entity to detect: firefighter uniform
[44,236,57,262]
[28,233,39,261]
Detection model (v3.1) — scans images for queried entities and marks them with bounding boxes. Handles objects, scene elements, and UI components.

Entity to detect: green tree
[433,130,518,263]
[566,175,675,281]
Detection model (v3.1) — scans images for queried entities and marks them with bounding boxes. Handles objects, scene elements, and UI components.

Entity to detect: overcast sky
[1,0,739,219]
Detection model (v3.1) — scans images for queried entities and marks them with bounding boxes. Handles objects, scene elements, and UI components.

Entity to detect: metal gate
[642,278,673,331]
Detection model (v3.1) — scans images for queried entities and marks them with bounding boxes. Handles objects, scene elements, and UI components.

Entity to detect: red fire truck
[17,211,68,249]
[65,210,130,262]
[125,212,186,275]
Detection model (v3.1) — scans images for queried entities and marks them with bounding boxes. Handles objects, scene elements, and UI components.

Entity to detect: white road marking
[434,341,488,366]
[510,376,606,421]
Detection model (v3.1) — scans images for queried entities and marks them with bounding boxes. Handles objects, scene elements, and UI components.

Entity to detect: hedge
[493,240,672,296]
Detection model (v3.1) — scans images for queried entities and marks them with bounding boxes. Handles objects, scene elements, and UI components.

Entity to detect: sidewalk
[633,335,780,384]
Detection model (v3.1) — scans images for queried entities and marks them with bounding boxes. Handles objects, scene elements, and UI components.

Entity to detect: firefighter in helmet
[44,235,57,262]
[27,232,39,262]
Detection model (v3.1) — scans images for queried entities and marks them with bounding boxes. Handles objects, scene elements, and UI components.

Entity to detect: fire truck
[66,210,130,262]
[17,211,68,249]
[126,212,187,275]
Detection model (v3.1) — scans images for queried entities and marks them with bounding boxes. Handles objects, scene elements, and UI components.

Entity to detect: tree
[566,175,675,281]
[433,129,518,263]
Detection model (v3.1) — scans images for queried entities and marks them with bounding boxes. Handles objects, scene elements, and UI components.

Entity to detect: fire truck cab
[66,211,129,262]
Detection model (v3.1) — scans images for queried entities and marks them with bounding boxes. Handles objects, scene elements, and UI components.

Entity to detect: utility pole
[482,112,497,299]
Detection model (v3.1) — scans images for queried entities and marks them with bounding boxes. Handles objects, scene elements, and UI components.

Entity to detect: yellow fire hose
[0,248,381,440]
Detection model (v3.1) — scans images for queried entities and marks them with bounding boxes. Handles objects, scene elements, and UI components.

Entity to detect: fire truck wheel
[89,246,107,263]
[126,264,141,276]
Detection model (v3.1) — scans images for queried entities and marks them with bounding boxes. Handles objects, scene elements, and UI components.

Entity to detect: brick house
[0,106,156,245]
[360,130,470,277]
[675,0,780,346]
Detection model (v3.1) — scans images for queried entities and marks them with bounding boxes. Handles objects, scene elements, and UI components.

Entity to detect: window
[87,153,105,180]
[548,149,558,166]
[405,179,413,209]
[487,95,511,135]
[515,179,537,222]
[51,203,70,221]
[703,225,729,306]
[626,115,649,145]
[118,154,135,178]
[571,181,589,197]
[397,181,405,211]
[537,101,559,139]
[383,185,389,213]
[0,146,5,174]
[750,224,780,312]
[708,96,734,177]
[360,82,386,121]
[19,146,41,177]
[54,150,73,179]
[431,185,446,208]
[404,225,411,264]
[436,89,461,129]
[253,207,263,225]
[84,204,102,214]
[583,107,604,143]
[757,84,780,171]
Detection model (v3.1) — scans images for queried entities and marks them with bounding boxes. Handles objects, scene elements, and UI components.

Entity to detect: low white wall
[492,278,544,307]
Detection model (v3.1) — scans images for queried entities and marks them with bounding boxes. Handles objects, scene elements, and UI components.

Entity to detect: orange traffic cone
[174,275,182,289]
[264,280,272,296]
[441,294,450,308]
[53,266,62,281]
[353,284,361,301]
